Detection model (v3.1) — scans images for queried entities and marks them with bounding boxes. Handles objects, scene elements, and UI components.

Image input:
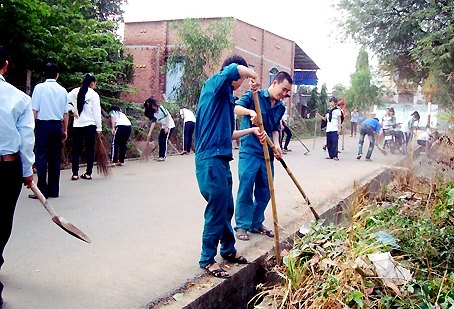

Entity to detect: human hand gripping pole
[29,182,91,243]
[252,92,281,265]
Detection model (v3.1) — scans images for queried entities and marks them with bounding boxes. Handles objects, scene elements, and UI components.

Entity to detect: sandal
[71,175,79,181]
[235,228,249,241]
[221,251,250,264]
[203,263,230,279]
[334,157,339,161]
[252,225,274,238]
[80,173,92,180]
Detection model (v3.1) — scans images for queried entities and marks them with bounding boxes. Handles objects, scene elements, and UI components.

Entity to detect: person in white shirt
[144,97,175,161]
[350,108,359,137]
[109,105,132,166]
[0,45,35,308]
[317,97,342,160]
[417,130,439,157]
[179,106,196,155]
[400,111,420,154]
[67,73,102,180]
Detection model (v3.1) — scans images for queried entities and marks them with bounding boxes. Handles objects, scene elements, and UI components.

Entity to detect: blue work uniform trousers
[358,125,376,159]
[235,153,274,232]
[195,156,236,268]
[326,131,339,159]
[35,120,63,198]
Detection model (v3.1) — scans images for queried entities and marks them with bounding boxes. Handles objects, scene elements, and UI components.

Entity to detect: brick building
[122,17,319,108]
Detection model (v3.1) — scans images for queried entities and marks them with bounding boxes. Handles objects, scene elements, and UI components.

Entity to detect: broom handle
[253,92,281,265]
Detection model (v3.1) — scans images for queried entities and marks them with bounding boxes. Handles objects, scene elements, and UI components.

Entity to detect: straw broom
[95,134,111,176]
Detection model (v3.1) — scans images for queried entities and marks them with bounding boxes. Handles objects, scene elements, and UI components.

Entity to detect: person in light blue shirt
[29,63,68,199]
[194,55,265,279]
[234,71,292,241]
[357,117,381,161]
[0,45,35,308]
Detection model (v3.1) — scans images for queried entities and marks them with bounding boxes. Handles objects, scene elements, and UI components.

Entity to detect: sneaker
[155,157,165,162]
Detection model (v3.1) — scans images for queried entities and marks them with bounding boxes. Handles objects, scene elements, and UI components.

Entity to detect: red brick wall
[122,18,294,104]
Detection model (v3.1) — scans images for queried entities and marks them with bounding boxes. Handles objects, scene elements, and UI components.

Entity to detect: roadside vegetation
[252,131,454,309]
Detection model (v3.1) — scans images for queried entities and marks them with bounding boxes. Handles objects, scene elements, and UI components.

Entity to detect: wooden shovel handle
[30,182,57,217]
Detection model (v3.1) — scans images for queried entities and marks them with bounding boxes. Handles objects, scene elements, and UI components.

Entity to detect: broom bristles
[139,141,157,161]
[95,136,111,176]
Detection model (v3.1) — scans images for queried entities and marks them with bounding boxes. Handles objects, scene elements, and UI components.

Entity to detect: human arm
[337,114,342,134]
[91,93,102,134]
[62,112,68,142]
[164,114,170,134]
[234,105,258,125]
[237,65,260,91]
[316,110,327,121]
[110,113,116,135]
[272,130,282,159]
[147,122,156,141]
[17,97,35,187]
[232,127,266,145]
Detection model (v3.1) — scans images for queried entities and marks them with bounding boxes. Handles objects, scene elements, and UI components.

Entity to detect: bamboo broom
[95,134,111,176]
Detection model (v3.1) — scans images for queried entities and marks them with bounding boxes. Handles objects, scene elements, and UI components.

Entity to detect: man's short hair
[273,71,293,85]
[221,55,248,70]
[0,45,7,68]
[44,63,60,79]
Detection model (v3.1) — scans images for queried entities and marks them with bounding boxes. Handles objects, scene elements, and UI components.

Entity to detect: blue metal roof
[293,70,318,86]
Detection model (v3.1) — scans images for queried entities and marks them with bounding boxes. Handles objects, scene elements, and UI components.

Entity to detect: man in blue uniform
[0,45,35,308]
[28,63,68,199]
[357,117,381,161]
[194,55,265,279]
[234,71,292,241]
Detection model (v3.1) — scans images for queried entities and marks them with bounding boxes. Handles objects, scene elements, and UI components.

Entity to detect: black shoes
[28,194,38,199]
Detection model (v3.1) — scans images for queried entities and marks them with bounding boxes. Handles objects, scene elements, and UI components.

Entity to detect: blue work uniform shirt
[195,63,240,162]
[236,89,285,159]
[31,79,68,120]
[362,118,381,133]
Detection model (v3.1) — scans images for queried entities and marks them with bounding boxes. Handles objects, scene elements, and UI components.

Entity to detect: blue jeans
[358,125,375,159]
[235,153,273,231]
[195,156,236,268]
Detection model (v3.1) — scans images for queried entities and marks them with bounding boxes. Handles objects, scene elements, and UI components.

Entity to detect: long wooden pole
[313,117,317,149]
[265,136,320,221]
[253,92,281,265]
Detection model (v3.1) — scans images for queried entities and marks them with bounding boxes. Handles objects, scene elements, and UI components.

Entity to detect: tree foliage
[307,87,321,117]
[344,49,381,112]
[166,18,235,108]
[0,0,134,109]
[336,0,454,109]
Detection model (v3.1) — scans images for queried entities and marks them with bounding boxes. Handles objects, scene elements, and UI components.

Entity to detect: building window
[269,67,279,86]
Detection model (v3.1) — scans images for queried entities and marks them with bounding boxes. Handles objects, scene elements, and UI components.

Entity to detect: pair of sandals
[203,252,249,279]
[235,225,274,241]
[71,173,92,181]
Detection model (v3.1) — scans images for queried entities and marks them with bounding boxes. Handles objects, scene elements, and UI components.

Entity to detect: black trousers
[0,159,22,269]
[158,128,174,158]
[280,124,292,150]
[71,125,96,176]
[35,120,63,198]
[183,121,195,152]
[111,125,132,163]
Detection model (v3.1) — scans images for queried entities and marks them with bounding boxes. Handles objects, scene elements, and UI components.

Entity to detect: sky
[121,0,360,92]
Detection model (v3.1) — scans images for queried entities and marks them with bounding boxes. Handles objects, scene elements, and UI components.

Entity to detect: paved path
[1,134,409,309]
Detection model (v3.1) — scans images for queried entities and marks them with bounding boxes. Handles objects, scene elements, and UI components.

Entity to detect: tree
[331,84,346,99]
[336,0,454,109]
[166,18,235,108]
[0,0,134,109]
[344,49,380,112]
[307,87,321,117]
[319,84,329,113]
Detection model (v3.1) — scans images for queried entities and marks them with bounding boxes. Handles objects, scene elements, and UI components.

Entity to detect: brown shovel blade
[52,216,91,243]
[30,182,91,243]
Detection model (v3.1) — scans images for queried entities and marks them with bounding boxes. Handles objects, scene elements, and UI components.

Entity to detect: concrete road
[1,134,409,309]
